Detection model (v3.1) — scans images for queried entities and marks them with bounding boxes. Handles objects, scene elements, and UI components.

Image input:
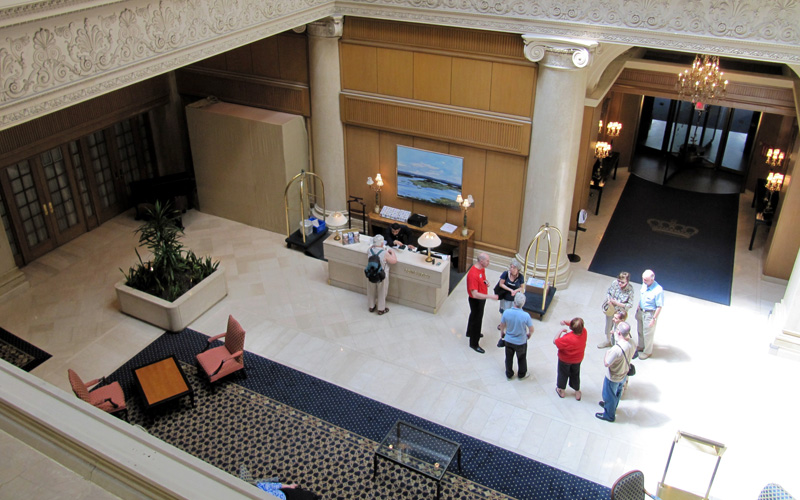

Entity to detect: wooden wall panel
[490,63,536,116]
[451,144,487,239]
[341,44,378,93]
[343,17,527,62]
[377,132,414,213]
[197,53,227,71]
[345,126,381,211]
[452,58,492,111]
[377,48,413,98]
[278,35,309,84]
[571,106,603,230]
[176,68,310,116]
[226,46,253,74]
[251,38,281,79]
[340,92,531,155]
[413,53,452,105]
[481,151,525,252]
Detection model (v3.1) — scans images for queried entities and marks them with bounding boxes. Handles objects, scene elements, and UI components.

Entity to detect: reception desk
[324,236,450,314]
[367,213,474,273]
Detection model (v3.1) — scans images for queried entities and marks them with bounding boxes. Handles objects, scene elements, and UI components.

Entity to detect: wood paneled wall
[0,76,170,166]
[176,32,310,116]
[341,18,535,255]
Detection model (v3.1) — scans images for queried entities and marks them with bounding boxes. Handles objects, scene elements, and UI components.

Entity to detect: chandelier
[677,54,729,104]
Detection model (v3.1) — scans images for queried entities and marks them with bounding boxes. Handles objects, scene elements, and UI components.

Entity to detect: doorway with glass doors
[633,96,758,194]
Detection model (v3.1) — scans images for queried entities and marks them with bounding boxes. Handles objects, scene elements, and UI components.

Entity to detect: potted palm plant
[115,201,227,331]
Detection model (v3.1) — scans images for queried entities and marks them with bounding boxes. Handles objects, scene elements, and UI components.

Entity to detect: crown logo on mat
[647,219,699,239]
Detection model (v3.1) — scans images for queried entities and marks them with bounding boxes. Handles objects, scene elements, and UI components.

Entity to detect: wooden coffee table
[133,355,194,411]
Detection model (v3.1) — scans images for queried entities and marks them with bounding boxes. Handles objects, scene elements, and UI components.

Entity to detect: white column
[307,16,347,221]
[517,36,597,287]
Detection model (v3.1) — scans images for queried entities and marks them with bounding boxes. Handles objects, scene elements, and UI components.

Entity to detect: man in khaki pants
[635,269,663,360]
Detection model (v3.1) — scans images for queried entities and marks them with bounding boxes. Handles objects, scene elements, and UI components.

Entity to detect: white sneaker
[597,341,612,349]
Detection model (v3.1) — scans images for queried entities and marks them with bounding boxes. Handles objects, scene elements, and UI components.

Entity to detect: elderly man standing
[366,234,397,315]
[500,293,534,379]
[596,322,636,422]
[465,253,499,353]
[635,269,664,360]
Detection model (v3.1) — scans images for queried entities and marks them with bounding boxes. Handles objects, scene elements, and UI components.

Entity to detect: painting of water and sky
[396,145,463,209]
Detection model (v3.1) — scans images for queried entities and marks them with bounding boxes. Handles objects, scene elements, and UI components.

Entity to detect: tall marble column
[307,16,347,221]
[517,36,597,287]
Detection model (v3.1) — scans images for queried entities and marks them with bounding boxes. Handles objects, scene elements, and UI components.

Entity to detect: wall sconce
[595,141,611,159]
[418,231,442,263]
[766,148,785,168]
[366,173,383,213]
[329,211,348,240]
[598,120,603,135]
[606,122,622,138]
[455,194,474,237]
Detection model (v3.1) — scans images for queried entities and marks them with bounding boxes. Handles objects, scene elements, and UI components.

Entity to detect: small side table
[373,420,461,499]
[133,355,194,411]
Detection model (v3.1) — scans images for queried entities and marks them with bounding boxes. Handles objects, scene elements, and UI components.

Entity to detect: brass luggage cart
[656,431,726,500]
[520,223,562,320]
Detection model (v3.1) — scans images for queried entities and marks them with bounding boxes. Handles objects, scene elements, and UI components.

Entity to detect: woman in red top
[553,317,588,400]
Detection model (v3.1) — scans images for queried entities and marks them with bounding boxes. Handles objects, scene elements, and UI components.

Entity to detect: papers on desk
[440,223,457,234]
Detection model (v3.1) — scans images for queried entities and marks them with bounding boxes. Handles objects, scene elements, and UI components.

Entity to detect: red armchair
[67,369,128,421]
[196,315,246,383]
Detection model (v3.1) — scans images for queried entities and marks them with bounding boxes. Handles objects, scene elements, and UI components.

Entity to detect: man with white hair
[465,253,499,353]
[635,269,664,360]
[596,321,635,422]
[499,292,534,380]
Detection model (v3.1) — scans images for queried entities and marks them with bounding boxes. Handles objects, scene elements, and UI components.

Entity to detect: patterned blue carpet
[0,326,51,371]
[107,329,610,500]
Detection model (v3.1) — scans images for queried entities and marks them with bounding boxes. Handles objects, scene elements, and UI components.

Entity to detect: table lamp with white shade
[328,211,348,240]
[418,231,442,263]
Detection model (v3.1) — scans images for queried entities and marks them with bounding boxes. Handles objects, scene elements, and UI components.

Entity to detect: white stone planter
[115,266,227,332]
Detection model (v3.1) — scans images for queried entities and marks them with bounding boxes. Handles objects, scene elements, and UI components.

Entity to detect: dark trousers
[556,359,582,391]
[466,297,486,347]
[504,342,528,378]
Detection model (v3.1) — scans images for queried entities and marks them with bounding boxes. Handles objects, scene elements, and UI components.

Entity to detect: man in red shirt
[466,253,499,353]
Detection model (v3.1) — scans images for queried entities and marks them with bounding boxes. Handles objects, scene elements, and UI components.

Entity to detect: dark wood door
[35,145,87,245]
[0,159,57,262]
[81,129,127,224]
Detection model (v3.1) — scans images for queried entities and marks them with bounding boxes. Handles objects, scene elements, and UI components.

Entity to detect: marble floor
[1,167,796,500]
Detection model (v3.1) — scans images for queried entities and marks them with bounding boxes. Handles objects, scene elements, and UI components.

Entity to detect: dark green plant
[121,201,219,302]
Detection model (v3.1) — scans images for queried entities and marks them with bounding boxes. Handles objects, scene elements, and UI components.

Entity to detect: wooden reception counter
[324,236,450,314]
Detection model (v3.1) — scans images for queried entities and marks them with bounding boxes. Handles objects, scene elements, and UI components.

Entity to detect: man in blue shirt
[500,293,534,380]
[635,269,664,360]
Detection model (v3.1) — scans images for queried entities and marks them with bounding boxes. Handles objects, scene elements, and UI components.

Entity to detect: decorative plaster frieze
[522,35,598,69]
[2,0,800,130]
[0,0,335,129]
[307,15,343,37]
[334,2,800,64]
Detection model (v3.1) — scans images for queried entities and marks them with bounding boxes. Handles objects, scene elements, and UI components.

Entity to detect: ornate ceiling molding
[2,0,800,130]
[0,0,335,130]
[335,1,800,63]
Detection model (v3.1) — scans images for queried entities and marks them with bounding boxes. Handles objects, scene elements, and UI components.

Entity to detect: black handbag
[619,346,635,376]
[493,282,509,300]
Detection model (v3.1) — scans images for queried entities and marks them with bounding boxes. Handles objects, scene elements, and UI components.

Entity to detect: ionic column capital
[521,36,598,69]
[307,16,343,38]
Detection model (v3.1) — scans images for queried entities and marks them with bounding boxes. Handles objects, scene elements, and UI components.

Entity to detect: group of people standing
[365,226,666,424]
[463,256,665,424]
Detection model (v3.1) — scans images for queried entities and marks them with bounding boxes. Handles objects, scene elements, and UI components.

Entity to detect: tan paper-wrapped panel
[186,100,308,234]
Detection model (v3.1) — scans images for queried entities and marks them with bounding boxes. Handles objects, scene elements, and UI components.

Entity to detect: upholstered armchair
[196,315,246,383]
[67,369,128,421]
